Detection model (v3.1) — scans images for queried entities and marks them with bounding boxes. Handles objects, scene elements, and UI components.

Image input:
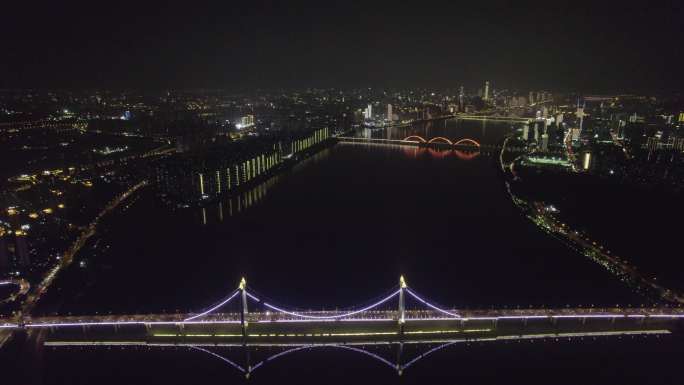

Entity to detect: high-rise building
[571,128,581,142]
[483,81,490,101]
[15,230,30,267]
[540,133,549,152]
[582,152,592,171]
[529,91,535,105]
[0,228,8,271]
[365,104,372,120]
[458,86,465,110]
[576,100,586,134]
[240,115,255,128]
[387,104,393,121]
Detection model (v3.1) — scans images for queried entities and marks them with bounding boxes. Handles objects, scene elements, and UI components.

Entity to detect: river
[6,119,682,384]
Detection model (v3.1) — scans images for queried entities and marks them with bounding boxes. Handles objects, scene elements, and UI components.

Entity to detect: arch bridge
[336,136,483,150]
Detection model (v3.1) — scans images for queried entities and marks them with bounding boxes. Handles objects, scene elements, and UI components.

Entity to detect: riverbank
[500,142,684,305]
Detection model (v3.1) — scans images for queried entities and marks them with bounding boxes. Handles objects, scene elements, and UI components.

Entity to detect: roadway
[4,307,682,331]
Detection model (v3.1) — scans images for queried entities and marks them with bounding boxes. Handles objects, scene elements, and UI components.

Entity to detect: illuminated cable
[245,291,260,302]
[185,290,240,321]
[263,290,400,320]
[405,288,461,318]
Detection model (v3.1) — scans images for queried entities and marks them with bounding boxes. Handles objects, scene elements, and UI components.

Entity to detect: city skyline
[2,2,684,384]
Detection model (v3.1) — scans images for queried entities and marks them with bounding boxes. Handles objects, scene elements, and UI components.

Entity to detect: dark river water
[7,119,682,384]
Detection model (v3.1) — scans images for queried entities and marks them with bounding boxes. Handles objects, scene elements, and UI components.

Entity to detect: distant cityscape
[1,84,683,304]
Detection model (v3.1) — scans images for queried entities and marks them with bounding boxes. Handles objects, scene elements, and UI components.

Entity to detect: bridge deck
[6,308,682,329]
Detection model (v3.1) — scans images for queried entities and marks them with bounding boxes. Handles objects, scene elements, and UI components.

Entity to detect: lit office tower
[387,104,393,121]
[458,86,465,109]
[365,104,372,119]
[529,91,535,105]
[15,230,30,267]
[483,81,490,101]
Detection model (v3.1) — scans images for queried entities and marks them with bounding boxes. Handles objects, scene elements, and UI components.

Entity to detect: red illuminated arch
[403,135,427,143]
[427,136,453,145]
[402,146,425,158]
[453,138,481,148]
[454,150,480,161]
[428,148,451,158]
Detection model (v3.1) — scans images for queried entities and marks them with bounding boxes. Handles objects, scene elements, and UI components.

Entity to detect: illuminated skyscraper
[575,99,586,139]
[582,152,592,170]
[387,104,393,121]
[483,81,490,101]
[15,230,30,267]
[528,91,535,105]
[365,104,372,119]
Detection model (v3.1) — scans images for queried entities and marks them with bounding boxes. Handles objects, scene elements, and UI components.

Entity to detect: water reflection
[362,118,518,146]
[198,148,333,225]
[45,329,669,379]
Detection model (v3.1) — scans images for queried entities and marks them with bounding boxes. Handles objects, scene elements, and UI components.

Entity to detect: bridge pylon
[239,277,248,339]
[398,276,406,334]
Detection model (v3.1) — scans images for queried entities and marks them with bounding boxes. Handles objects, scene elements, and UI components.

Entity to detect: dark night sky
[1,1,683,92]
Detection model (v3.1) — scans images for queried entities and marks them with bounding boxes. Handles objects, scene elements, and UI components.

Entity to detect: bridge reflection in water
[45,329,671,379]
[10,277,683,362]
[8,277,683,378]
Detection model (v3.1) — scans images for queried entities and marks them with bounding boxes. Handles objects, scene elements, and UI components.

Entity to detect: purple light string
[262,289,400,319]
[405,288,461,318]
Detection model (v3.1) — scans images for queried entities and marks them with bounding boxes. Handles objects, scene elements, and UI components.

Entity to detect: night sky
[2,1,683,92]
